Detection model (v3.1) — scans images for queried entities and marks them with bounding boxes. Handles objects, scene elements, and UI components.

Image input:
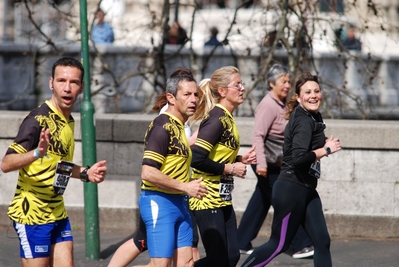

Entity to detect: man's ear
[79,82,85,94]
[166,93,175,105]
[49,78,54,90]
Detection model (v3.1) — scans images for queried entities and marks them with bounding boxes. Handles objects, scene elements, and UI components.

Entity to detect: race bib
[309,160,321,179]
[219,174,234,201]
[53,161,74,195]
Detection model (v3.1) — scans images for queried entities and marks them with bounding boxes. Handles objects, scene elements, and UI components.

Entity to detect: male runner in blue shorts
[138,74,207,267]
[1,57,107,267]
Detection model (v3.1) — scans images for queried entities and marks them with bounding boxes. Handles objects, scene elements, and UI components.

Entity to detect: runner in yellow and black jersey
[1,57,107,266]
[6,100,75,225]
[189,66,257,267]
[138,74,207,267]
[189,104,240,210]
[141,112,191,194]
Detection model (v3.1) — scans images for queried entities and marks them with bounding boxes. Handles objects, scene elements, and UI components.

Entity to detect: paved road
[1,226,399,267]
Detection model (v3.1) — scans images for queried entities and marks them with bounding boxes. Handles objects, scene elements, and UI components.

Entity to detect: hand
[88,160,107,183]
[242,146,256,165]
[256,167,267,177]
[325,135,342,155]
[231,162,247,178]
[185,177,208,199]
[37,128,50,157]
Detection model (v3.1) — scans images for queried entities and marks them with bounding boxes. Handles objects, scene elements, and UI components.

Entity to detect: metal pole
[79,0,100,260]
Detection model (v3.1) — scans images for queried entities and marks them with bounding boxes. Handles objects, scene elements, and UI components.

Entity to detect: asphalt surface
[1,225,399,267]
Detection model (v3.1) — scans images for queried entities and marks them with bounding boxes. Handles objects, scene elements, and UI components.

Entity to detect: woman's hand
[256,167,267,177]
[242,146,257,165]
[228,162,247,178]
[325,135,342,155]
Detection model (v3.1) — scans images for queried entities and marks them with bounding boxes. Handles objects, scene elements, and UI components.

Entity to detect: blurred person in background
[91,9,114,44]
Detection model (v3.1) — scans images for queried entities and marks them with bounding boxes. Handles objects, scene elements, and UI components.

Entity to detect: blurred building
[1,0,399,115]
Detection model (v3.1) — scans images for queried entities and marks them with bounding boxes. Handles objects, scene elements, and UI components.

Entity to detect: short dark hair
[51,57,84,82]
[166,74,196,96]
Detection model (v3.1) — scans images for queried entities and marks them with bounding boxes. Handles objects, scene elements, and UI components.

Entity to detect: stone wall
[1,44,399,119]
[1,112,399,238]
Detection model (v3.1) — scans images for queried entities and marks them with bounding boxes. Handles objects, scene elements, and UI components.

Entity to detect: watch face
[326,147,331,154]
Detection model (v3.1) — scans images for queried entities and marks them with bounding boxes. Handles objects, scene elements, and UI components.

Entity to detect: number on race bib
[53,161,74,195]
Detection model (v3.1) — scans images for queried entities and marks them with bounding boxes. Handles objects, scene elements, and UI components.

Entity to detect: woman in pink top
[237,64,314,259]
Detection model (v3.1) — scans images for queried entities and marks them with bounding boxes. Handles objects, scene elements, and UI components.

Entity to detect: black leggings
[193,205,240,267]
[241,179,331,267]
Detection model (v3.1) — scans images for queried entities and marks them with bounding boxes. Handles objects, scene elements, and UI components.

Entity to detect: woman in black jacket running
[241,72,341,267]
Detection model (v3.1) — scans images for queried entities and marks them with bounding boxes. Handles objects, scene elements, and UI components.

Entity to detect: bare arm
[1,128,50,173]
[71,160,107,183]
[1,151,37,173]
[141,165,207,198]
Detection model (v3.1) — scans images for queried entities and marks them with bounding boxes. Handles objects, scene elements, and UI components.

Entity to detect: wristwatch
[324,147,331,157]
[80,166,90,182]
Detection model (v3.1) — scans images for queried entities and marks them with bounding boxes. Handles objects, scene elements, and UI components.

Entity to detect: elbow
[141,169,149,182]
[141,165,154,183]
[191,150,203,169]
[1,161,10,173]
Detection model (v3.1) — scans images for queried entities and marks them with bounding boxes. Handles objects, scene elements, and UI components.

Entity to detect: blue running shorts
[13,217,73,258]
[139,190,193,258]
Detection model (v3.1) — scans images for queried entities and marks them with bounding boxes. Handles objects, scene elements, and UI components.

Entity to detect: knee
[323,235,331,249]
[316,235,331,251]
[176,258,194,267]
[133,238,148,252]
[229,249,240,266]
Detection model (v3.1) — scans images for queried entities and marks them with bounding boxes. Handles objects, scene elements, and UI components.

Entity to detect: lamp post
[79,0,101,260]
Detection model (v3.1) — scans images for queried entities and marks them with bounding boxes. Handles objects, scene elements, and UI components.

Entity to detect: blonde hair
[189,66,239,122]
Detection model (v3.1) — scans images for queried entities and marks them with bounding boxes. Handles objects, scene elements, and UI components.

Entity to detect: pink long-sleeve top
[252,91,287,169]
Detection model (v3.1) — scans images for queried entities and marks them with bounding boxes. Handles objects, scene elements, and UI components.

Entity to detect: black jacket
[278,105,326,188]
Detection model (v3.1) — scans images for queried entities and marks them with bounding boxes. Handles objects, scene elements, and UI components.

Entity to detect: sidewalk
[1,226,399,267]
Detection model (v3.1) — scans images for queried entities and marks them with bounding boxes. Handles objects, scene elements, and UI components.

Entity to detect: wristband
[229,163,235,175]
[33,148,42,159]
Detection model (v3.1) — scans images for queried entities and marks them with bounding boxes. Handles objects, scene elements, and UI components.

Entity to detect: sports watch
[324,146,331,157]
[80,166,90,182]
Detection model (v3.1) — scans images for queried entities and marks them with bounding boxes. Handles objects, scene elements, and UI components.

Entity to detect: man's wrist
[33,148,42,159]
[80,166,91,182]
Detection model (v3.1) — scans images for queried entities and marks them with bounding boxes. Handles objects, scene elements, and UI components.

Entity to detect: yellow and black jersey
[141,113,191,194]
[190,104,240,210]
[7,100,75,225]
